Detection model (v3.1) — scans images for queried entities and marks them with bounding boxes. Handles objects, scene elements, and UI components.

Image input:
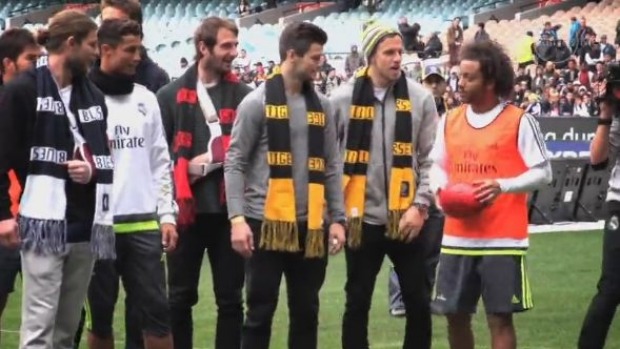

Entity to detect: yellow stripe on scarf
[343,67,416,248]
[261,65,327,257]
[386,167,416,239]
[386,99,416,239]
[343,173,367,248]
[306,181,325,258]
[262,152,301,253]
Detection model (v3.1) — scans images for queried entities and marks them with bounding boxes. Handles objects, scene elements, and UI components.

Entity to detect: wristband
[230,215,246,224]
[412,203,429,210]
[598,118,612,126]
[412,203,429,216]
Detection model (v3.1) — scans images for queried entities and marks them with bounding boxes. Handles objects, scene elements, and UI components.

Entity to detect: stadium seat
[464,0,620,62]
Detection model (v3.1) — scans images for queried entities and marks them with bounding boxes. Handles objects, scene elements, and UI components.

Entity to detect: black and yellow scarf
[262,66,327,258]
[344,67,415,249]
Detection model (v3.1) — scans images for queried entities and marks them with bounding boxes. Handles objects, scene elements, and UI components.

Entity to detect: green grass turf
[1,230,619,349]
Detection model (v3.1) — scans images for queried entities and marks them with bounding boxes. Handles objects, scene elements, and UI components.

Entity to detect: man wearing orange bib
[429,41,552,349]
[8,171,20,216]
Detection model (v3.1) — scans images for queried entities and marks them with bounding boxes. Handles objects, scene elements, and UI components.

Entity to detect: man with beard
[0,28,41,348]
[430,40,551,349]
[156,17,252,349]
[329,22,437,349]
[85,19,178,349]
[0,9,115,349]
[225,21,346,349]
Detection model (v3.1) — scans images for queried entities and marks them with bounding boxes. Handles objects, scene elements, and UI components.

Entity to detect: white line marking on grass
[0,329,19,333]
[529,220,604,234]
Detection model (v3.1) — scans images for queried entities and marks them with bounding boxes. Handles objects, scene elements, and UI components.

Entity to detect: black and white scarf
[18,56,115,259]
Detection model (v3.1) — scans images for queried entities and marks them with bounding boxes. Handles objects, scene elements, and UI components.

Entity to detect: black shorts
[0,245,20,295]
[431,253,533,315]
[86,232,170,338]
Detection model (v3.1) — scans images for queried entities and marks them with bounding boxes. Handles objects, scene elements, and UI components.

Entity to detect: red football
[438,183,485,218]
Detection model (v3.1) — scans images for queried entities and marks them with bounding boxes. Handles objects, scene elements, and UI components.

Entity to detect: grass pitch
[1,230,619,348]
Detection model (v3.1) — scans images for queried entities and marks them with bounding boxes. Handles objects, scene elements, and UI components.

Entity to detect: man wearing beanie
[388,59,447,318]
[330,21,438,348]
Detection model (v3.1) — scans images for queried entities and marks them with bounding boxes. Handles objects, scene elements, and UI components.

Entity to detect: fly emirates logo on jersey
[449,150,498,175]
[110,125,145,150]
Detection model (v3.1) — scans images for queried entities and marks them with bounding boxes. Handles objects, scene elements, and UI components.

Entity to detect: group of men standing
[0,0,583,348]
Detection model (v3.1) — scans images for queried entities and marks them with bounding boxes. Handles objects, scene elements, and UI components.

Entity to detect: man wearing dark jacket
[420,32,442,59]
[0,28,41,349]
[0,10,114,349]
[100,0,169,94]
[156,17,252,349]
[344,45,365,78]
[398,17,420,52]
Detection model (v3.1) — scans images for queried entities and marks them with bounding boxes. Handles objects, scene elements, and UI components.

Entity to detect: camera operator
[578,65,620,349]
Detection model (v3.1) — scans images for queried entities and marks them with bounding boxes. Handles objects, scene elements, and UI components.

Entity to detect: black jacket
[0,70,99,226]
[135,47,170,94]
[156,67,252,214]
[399,23,420,51]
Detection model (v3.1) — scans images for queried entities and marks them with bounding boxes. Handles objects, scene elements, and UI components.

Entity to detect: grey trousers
[19,242,95,349]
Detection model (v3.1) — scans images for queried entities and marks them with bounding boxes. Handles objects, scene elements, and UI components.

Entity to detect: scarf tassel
[304,228,325,258]
[91,224,116,260]
[386,209,407,241]
[260,220,301,252]
[18,216,67,255]
[177,199,196,228]
[174,158,196,227]
[346,216,363,249]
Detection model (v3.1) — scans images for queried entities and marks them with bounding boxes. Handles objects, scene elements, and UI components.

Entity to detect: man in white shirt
[85,19,177,349]
[430,40,552,349]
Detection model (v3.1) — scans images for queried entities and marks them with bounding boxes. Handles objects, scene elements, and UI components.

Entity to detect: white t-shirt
[58,85,86,148]
[373,86,387,101]
[430,103,552,194]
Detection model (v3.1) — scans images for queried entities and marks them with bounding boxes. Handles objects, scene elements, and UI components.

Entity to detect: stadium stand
[89,0,512,77]
[465,0,620,61]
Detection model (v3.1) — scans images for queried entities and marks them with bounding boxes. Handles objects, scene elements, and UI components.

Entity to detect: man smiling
[156,17,252,349]
[85,18,177,349]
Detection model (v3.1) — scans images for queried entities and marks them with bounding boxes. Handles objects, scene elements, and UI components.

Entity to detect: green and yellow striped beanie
[361,21,401,59]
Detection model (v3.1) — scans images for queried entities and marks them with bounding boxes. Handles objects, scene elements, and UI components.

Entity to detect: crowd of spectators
[400,14,620,117]
[172,13,620,118]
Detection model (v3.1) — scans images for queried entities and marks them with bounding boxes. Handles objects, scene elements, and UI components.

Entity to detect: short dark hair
[278,22,327,62]
[97,18,141,48]
[193,17,239,60]
[0,28,37,74]
[100,0,143,25]
[459,40,515,99]
[37,9,98,53]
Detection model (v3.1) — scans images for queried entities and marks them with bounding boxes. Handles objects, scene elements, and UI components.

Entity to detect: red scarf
[172,64,239,227]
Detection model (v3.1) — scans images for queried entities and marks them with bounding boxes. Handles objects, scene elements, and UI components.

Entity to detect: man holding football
[429,40,552,349]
